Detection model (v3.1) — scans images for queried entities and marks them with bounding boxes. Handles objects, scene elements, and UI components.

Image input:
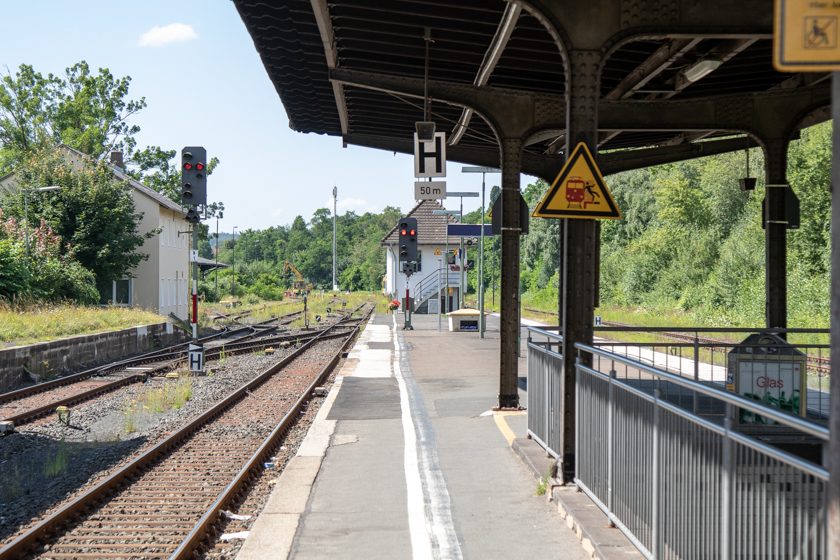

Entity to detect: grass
[123,375,193,434]
[0,303,165,346]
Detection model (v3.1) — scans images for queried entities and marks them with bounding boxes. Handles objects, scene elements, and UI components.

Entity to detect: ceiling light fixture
[682,59,723,83]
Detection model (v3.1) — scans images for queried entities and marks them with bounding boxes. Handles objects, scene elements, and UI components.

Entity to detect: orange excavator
[283,261,312,297]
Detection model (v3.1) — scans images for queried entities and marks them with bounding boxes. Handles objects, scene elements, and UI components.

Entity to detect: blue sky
[0,1,520,232]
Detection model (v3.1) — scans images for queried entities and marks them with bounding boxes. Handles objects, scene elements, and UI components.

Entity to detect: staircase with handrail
[412,268,461,313]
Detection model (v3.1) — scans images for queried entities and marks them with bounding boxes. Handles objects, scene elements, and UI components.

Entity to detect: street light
[332,186,339,291]
[214,209,224,299]
[463,166,501,338]
[23,185,61,258]
[231,226,238,297]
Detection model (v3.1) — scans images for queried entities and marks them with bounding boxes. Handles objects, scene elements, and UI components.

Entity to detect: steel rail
[0,312,364,560]
[170,318,364,559]
[2,324,359,428]
[0,311,302,406]
[0,303,372,557]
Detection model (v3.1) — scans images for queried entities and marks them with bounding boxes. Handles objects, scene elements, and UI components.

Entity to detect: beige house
[0,146,190,319]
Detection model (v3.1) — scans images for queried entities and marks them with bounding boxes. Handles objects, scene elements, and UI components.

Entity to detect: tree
[0,62,146,169]
[9,146,153,295]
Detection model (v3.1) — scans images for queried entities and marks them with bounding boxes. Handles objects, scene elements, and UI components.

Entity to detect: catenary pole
[332,186,338,291]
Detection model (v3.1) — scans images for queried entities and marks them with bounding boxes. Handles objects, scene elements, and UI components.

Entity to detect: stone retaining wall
[0,323,186,392]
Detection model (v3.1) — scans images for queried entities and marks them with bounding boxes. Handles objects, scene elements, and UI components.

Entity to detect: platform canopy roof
[233,0,831,179]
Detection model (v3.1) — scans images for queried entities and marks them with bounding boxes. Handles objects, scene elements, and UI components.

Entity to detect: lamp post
[231,226,238,297]
[215,210,223,299]
[23,185,61,258]
[462,166,500,338]
[332,186,339,291]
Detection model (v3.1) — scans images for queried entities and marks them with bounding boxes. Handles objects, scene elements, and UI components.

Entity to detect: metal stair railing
[412,269,461,310]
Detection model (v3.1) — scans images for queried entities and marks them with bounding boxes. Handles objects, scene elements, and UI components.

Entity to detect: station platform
[237,312,591,560]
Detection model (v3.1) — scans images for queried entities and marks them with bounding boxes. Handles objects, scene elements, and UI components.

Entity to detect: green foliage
[0,209,98,303]
[211,206,402,301]
[7,146,152,290]
[516,122,830,328]
[0,238,29,299]
[0,61,146,169]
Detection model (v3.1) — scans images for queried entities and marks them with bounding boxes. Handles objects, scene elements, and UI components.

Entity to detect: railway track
[0,309,332,429]
[0,306,369,560]
[522,307,831,375]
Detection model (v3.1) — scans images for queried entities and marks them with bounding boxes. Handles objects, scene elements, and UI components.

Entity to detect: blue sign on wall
[447,224,495,236]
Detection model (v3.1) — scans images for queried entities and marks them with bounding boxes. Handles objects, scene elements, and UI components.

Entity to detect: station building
[381,199,466,313]
[0,146,189,319]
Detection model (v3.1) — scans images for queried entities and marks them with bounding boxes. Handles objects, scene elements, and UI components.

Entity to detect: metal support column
[498,137,523,409]
[560,50,602,481]
[827,71,840,560]
[763,138,789,330]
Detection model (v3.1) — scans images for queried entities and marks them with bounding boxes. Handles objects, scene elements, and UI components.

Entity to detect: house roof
[60,145,185,214]
[381,200,462,246]
[0,145,185,217]
[196,256,228,271]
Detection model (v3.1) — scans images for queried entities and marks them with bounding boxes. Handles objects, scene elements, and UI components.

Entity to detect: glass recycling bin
[727,333,807,424]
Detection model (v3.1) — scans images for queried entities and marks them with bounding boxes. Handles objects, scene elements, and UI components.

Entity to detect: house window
[112,279,132,306]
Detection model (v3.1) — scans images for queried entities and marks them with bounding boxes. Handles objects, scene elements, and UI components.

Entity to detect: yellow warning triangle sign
[532,142,621,220]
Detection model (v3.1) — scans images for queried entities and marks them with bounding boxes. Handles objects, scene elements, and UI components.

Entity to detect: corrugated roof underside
[235,0,342,135]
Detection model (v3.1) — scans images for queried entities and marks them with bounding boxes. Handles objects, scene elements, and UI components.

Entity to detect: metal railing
[573,342,829,559]
[526,326,564,456]
[413,270,461,311]
[592,327,830,421]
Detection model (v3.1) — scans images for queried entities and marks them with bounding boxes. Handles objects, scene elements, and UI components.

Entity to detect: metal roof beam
[311,0,349,135]
[516,0,772,52]
[331,68,830,140]
[450,3,522,145]
[606,38,702,100]
[599,136,757,175]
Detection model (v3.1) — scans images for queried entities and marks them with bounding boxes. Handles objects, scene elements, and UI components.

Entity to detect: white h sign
[188,343,205,373]
[414,132,447,178]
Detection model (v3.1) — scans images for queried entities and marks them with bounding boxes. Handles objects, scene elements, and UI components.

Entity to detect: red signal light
[195,162,205,171]
[410,229,416,236]
[183,163,193,170]
[401,229,407,235]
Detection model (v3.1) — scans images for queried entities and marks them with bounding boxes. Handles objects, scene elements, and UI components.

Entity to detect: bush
[30,258,99,304]
[0,239,29,300]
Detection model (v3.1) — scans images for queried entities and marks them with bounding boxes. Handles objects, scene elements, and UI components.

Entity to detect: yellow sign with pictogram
[775,0,840,71]
[532,142,621,220]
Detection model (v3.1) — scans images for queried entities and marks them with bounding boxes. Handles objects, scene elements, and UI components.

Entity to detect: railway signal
[398,217,418,263]
[181,146,207,209]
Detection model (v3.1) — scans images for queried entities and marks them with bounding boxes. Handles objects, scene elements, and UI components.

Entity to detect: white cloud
[138,23,198,47]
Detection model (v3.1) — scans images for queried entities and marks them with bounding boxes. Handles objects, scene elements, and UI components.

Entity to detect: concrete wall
[0,322,186,392]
